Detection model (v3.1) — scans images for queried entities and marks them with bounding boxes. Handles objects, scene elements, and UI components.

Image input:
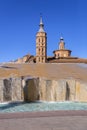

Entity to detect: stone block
[24,78,39,102]
[0,79,4,102]
[12,78,22,101]
[66,80,76,101]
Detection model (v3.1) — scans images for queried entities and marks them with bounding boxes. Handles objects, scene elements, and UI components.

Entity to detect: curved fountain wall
[38,78,87,102]
[0,77,87,102]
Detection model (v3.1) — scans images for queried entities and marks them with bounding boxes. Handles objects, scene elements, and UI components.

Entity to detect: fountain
[0,76,87,113]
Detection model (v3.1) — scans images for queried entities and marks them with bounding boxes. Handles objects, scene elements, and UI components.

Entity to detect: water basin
[0,101,87,113]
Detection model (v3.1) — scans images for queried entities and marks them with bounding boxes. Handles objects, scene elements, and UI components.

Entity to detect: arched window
[58,53,59,58]
[42,38,43,42]
[42,57,44,62]
[38,38,40,42]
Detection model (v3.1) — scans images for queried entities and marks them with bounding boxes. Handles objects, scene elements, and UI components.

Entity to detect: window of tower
[42,38,43,43]
[42,48,44,55]
[58,53,59,58]
[42,57,44,62]
[38,38,40,42]
[38,48,40,55]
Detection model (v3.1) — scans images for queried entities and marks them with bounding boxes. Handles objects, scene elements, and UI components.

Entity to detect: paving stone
[0,111,87,130]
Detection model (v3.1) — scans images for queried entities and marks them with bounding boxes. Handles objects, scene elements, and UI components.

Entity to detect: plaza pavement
[0,110,87,130]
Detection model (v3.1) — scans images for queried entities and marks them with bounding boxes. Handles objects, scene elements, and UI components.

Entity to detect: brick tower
[36,17,47,63]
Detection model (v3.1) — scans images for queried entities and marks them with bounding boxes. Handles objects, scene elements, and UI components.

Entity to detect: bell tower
[59,37,65,50]
[36,17,47,63]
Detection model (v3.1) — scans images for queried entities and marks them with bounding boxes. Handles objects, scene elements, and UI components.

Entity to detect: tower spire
[39,16,45,32]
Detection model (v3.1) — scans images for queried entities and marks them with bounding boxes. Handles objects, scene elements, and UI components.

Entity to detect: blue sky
[0,0,87,62]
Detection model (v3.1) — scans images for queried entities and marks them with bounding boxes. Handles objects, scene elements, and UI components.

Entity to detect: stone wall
[0,77,22,102]
[39,79,66,101]
[22,77,87,102]
[39,78,67,101]
[0,77,87,102]
[76,81,87,102]
[38,78,87,102]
